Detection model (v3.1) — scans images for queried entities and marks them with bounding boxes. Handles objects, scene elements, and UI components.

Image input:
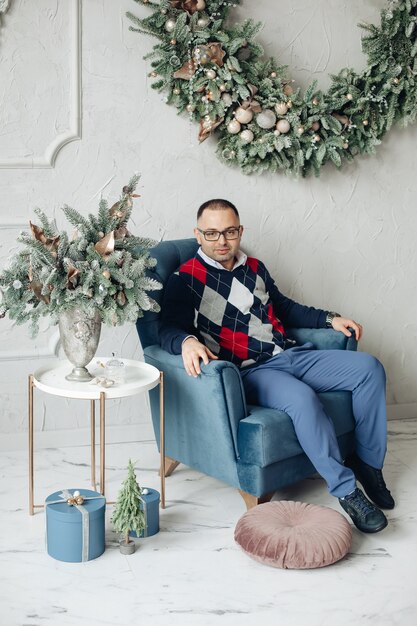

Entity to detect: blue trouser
[240,344,387,498]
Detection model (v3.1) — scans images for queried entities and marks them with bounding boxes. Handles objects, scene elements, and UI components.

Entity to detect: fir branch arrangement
[128,0,417,177]
[0,175,161,335]
[111,459,146,547]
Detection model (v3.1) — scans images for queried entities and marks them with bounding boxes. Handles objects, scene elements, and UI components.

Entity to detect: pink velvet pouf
[235,501,352,569]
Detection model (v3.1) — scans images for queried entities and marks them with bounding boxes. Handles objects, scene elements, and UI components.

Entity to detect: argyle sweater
[160,252,328,368]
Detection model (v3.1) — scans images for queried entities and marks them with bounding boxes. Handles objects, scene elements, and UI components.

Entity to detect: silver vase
[58,307,102,382]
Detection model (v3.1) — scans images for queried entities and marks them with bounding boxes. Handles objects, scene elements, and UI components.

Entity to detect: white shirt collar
[197,247,247,271]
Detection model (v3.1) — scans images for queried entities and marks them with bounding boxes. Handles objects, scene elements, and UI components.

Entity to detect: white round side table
[28,357,165,515]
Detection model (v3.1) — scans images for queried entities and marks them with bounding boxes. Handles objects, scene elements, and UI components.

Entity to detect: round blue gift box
[45,488,106,562]
[129,488,160,538]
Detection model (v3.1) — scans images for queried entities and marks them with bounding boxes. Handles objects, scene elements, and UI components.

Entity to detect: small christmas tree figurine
[111,459,146,554]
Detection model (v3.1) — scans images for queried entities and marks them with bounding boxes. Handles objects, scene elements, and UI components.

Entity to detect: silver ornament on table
[240,129,254,144]
[165,18,177,33]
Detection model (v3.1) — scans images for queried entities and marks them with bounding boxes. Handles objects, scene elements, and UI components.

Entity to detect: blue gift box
[45,488,106,562]
[129,488,160,538]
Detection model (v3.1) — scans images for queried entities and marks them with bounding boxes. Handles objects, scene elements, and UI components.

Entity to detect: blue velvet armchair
[136,239,358,508]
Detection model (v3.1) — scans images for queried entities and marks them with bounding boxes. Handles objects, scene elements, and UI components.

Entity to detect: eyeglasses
[197,226,242,241]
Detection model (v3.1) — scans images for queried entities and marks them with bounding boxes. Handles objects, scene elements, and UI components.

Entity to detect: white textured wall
[1,0,416,447]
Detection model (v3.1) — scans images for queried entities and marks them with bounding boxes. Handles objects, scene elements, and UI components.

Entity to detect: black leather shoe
[345,453,395,510]
[339,488,388,533]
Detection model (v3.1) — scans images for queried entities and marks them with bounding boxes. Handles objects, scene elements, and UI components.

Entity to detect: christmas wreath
[128,0,417,177]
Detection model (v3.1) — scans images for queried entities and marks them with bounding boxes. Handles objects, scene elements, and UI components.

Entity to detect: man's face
[194,208,243,270]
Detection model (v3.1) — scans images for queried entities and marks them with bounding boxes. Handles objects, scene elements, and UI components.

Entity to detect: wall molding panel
[0,0,81,169]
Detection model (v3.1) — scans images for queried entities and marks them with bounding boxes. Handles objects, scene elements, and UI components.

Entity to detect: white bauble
[227,119,241,134]
[256,109,276,129]
[275,102,288,116]
[165,19,176,33]
[205,69,216,79]
[197,17,210,28]
[196,0,206,10]
[276,119,291,134]
[240,129,254,144]
[221,93,233,107]
[234,107,253,124]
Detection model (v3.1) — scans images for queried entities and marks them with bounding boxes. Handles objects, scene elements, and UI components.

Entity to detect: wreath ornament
[128,0,417,177]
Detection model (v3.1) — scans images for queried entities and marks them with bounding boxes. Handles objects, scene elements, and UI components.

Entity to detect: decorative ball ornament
[346,93,353,100]
[234,106,253,124]
[313,134,321,142]
[227,119,241,134]
[12,279,22,289]
[312,97,319,106]
[240,129,254,143]
[283,84,293,96]
[275,102,288,116]
[165,19,176,33]
[205,69,217,79]
[311,121,320,131]
[221,93,233,106]
[297,126,305,135]
[270,71,277,78]
[274,129,281,136]
[196,0,206,10]
[173,87,180,95]
[256,109,276,129]
[102,270,111,279]
[170,39,177,45]
[276,119,290,134]
[186,103,195,112]
[197,17,210,28]
[363,119,369,126]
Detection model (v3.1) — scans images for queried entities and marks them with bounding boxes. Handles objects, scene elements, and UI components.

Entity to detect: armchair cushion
[238,391,355,468]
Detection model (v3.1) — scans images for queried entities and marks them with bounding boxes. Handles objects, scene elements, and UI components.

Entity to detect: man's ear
[194,227,202,245]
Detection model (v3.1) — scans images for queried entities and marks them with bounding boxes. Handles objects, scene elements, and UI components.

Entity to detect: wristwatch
[325,311,341,328]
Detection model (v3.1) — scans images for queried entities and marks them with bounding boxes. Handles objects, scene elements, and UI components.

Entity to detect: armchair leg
[160,456,180,477]
[239,490,274,510]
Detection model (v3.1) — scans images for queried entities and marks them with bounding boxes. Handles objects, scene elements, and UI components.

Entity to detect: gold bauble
[102,270,111,279]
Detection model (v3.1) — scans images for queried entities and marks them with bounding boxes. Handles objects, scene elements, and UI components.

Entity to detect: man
[160,199,394,533]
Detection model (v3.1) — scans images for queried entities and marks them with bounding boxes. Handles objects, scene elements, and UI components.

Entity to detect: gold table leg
[28,375,34,516]
[99,391,105,496]
[91,400,96,490]
[160,371,165,509]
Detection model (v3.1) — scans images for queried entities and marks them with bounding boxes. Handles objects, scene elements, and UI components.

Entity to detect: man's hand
[332,316,363,341]
[182,337,218,377]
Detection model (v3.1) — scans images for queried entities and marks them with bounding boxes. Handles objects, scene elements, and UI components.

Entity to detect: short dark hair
[197,199,239,221]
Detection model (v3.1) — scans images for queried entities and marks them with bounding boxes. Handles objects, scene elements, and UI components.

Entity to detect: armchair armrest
[287,328,357,351]
[143,345,247,462]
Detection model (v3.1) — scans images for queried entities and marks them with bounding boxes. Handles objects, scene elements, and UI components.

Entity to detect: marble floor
[1,419,416,626]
